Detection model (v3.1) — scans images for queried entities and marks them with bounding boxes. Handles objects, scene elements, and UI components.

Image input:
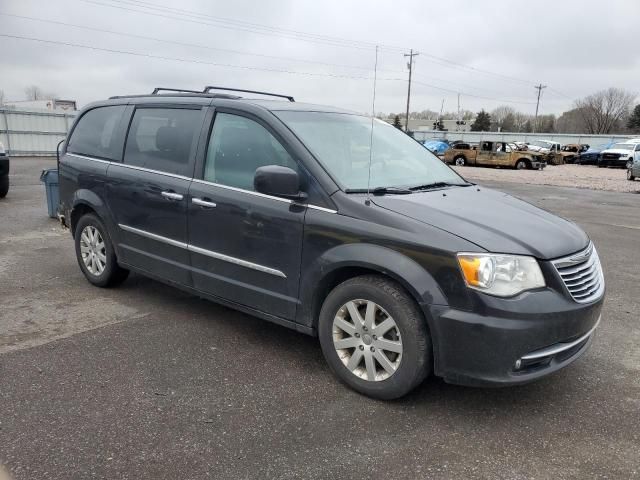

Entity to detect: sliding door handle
[161,191,184,201]
[192,198,217,208]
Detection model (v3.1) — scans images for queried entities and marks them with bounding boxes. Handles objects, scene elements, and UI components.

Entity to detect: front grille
[602,153,620,160]
[552,243,604,303]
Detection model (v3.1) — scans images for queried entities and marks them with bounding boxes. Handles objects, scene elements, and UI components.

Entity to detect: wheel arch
[296,243,447,333]
[69,189,111,238]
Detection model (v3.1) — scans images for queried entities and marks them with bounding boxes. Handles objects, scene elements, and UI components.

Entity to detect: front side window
[274,111,465,191]
[124,107,202,177]
[67,106,126,160]
[204,113,296,191]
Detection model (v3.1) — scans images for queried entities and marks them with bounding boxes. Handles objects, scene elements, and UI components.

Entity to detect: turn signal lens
[457,253,545,297]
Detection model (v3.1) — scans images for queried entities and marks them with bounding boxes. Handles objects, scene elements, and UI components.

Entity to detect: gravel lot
[453,164,640,194]
[1,158,639,479]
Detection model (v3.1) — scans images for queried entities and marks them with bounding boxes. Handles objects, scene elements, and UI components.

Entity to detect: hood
[372,186,589,260]
[601,148,633,156]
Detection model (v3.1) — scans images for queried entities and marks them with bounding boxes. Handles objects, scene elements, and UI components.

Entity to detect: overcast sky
[1,0,639,116]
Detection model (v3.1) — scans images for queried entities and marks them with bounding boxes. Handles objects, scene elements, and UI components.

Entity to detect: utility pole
[403,49,419,133]
[533,83,547,133]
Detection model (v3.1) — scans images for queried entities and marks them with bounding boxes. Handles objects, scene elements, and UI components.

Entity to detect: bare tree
[24,85,45,101]
[513,112,532,132]
[490,105,517,131]
[575,88,636,134]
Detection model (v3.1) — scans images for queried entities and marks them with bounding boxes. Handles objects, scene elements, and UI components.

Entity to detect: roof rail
[202,86,295,102]
[152,87,203,95]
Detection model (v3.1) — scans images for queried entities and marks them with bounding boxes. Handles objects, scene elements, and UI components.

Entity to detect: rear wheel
[0,175,8,198]
[74,214,129,287]
[318,275,431,400]
[628,168,636,181]
[454,155,466,166]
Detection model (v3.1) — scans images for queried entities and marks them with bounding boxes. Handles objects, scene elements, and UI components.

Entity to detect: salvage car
[0,142,9,198]
[444,141,546,169]
[58,87,604,399]
[559,144,589,164]
[598,141,640,168]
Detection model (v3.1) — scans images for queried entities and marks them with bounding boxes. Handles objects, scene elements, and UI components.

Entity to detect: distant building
[3,99,77,112]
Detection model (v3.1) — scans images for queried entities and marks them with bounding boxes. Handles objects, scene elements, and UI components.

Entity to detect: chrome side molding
[118,223,286,278]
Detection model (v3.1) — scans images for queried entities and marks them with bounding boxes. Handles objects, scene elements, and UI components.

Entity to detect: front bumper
[424,288,604,387]
[600,157,630,167]
[531,160,546,170]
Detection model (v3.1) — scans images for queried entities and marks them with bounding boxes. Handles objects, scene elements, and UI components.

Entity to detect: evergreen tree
[627,105,640,132]
[470,110,491,131]
[392,115,403,129]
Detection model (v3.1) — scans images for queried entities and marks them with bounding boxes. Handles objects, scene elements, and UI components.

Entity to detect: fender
[70,189,122,254]
[296,242,448,330]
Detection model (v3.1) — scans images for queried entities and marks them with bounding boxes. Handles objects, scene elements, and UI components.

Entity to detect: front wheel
[318,275,431,400]
[515,159,528,170]
[74,214,129,287]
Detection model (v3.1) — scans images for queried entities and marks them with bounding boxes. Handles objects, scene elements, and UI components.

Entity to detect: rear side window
[67,106,126,160]
[124,107,202,177]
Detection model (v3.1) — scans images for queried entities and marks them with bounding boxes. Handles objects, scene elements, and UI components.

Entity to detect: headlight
[457,253,545,297]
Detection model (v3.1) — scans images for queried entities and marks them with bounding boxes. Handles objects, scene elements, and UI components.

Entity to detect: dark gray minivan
[58,87,604,399]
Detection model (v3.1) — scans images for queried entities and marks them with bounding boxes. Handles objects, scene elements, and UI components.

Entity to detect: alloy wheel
[332,299,403,382]
[79,225,106,276]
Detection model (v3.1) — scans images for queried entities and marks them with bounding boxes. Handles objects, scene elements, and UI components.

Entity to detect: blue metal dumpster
[40,168,59,219]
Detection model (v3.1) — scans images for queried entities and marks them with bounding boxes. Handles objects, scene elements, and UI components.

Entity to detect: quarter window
[124,108,202,177]
[67,106,126,160]
[204,113,296,191]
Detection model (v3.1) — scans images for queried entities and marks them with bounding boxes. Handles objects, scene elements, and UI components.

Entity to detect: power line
[0,33,544,108]
[0,12,398,73]
[0,33,371,79]
[78,0,546,89]
[79,0,401,52]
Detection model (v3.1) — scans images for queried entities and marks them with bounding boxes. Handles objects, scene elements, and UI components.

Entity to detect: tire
[515,159,528,170]
[597,163,605,168]
[74,213,129,287]
[453,155,466,166]
[628,169,636,181]
[318,275,431,400]
[0,175,8,198]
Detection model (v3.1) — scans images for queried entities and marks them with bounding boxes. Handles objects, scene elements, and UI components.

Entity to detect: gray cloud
[1,0,638,115]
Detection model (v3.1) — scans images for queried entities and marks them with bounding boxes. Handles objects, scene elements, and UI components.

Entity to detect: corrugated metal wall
[0,108,76,156]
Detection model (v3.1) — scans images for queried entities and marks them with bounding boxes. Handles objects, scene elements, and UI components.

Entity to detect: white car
[598,141,640,168]
[526,140,560,154]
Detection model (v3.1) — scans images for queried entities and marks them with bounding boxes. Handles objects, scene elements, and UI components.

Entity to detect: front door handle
[192,198,217,208]
[161,191,184,201]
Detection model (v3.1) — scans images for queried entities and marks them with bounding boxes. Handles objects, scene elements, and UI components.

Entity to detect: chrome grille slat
[552,243,604,304]
[564,269,598,287]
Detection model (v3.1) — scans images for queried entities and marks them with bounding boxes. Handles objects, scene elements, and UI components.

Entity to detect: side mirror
[254,165,307,201]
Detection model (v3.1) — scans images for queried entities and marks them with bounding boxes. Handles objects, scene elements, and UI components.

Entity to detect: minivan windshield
[274,111,467,191]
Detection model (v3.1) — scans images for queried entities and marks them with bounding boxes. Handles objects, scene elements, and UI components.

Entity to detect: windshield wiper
[344,186,413,195]
[409,181,471,191]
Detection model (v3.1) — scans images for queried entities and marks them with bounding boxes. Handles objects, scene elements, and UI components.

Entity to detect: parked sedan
[576,142,615,165]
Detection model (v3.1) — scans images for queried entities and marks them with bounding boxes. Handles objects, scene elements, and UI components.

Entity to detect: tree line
[384,87,640,135]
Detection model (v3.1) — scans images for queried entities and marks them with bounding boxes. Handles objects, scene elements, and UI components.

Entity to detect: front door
[107,105,205,285]
[187,111,305,320]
